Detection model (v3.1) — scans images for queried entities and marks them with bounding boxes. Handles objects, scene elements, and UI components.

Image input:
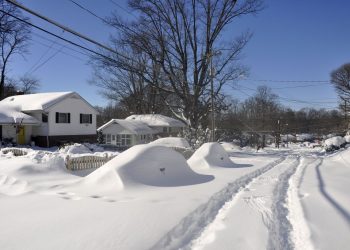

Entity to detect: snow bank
[83,144,213,190]
[188,143,236,169]
[281,134,296,142]
[220,142,241,152]
[324,136,346,151]
[150,137,190,148]
[59,143,92,154]
[296,133,314,142]
[344,135,350,143]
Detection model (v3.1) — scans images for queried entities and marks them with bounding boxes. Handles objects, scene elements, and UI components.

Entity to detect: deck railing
[1,148,28,156]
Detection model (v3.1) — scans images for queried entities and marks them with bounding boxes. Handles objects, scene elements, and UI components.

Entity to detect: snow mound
[59,143,92,154]
[83,144,213,190]
[150,137,190,149]
[296,133,314,142]
[220,142,241,152]
[324,136,346,151]
[344,135,350,143]
[188,142,236,169]
[0,174,31,196]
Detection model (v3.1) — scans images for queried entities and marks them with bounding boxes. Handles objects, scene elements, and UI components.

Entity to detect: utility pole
[209,50,215,142]
[276,119,281,148]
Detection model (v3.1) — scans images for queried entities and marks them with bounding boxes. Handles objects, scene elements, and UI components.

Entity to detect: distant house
[97,119,155,147]
[0,92,98,147]
[125,114,186,137]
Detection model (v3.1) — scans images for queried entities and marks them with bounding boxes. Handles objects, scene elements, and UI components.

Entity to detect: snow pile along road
[150,137,190,149]
[324,136,346,150]
[82,144,214,190]
[220,142,241,152]
[188,143,236,169]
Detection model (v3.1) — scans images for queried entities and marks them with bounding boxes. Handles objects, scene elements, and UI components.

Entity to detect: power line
[109,0,137,18]
[68,0,108,24]
[234,84,338,105]
[4,0,125,58]
[241,79,330,84]
[31,31,91,59]
[31,37,87,62]
[233,87,338,110]
[0,9,123,67]
[29,44,66,74]
[25,30,65,75]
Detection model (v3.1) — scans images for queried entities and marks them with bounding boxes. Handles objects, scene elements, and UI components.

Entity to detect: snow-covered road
[1,145,350,250]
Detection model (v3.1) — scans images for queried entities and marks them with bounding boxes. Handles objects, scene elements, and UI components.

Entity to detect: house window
[42,113,48,123]
[80,114,92,124]
[56,112,70,123]
[112,135,116,141]
[106,134,111,144]
[163,127,167,133]
[121,134,131,146]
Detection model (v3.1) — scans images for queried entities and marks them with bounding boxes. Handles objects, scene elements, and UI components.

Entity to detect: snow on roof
[125,114,186,127]
[97,119,155,134]
[0,92,76,111]
[0,103,40,125]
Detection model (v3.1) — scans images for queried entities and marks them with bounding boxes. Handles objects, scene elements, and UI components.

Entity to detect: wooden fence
[65,154,115,171]
[1,148,28,156]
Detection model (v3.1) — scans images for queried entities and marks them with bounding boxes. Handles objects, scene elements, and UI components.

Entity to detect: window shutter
[89,114,92,124]
[56,112,59,123]
[80,114,82,124]
[68,113,71,123]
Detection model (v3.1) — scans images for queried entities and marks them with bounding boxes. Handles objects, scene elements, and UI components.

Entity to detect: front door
[17,126,25,145]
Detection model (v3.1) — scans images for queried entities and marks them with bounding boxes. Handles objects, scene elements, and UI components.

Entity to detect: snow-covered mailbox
[125,114,186,137]
[97,119,155,148]
[0,92,98,147]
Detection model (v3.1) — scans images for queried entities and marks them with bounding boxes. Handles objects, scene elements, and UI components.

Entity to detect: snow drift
[150,137,190,149]
[220,142,241,152]
[188,143,236,169]
[83,144,213,190]
[324,136,346,151]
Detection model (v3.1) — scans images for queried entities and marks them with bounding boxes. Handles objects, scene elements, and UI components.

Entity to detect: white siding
[47,96,97,136]
[2,125,16,140]
[30,111,49,136]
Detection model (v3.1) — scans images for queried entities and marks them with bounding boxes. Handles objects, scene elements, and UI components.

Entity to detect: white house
[0,92,98,147]
[125,114,186,136]
[97,119,155,147]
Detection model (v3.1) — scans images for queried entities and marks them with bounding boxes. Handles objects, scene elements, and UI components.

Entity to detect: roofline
[43,92,99,113]
[97,119,155,134]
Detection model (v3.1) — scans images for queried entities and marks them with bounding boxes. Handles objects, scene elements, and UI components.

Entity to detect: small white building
[125,114,186,136]
[0,92,98,147]
[97,119,155,147]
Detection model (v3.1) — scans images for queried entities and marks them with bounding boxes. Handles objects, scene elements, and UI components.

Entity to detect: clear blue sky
[9,0,350,110]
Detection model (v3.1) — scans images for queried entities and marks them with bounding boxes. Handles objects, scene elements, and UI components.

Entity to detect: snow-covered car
[323,136,346,152]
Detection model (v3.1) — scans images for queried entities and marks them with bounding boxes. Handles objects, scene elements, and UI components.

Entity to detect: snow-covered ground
[0,143,349,250]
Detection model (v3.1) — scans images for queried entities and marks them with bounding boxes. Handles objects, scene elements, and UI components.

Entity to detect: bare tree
[0,0,31,99]
[92,0,262,129]
[18,75,40,94]
[331,63,350,100]
[90,45,168,114]
[330,63,350,122]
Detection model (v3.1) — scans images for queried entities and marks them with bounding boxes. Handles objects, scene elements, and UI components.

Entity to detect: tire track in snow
[286,157,315,250]
[149,156,287,250]
[267,155,313,250]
